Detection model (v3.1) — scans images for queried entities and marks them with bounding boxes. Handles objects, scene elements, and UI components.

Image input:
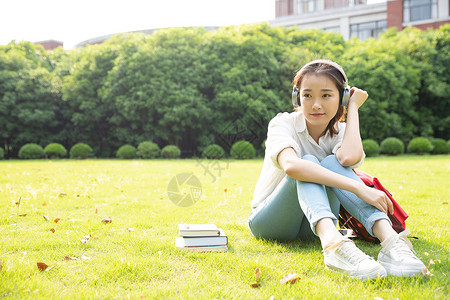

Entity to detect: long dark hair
[293,60,347,137]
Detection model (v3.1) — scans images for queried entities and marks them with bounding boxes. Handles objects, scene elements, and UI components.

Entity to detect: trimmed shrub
[431,138,448,154]
[380,137,404,155]
[70,143,93,159]
[161,145,181,159]
[448,140,450,152]
[261,139,266,150]
[202,144,226,159]
[44,143,67,158]
[18,143,44,159]
[407,137,433,154]
[0,147,4,159]
[362,139,380,157]
[230,141,256,159]
[116,144,137,159]
[137,141,160,159]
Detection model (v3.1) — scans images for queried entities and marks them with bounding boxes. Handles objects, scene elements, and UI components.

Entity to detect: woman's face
[300,73,340,131]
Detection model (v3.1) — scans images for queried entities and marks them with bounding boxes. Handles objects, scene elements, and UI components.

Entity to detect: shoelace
[325,238,369,265]
[381,228,416,256]
[339,240,370,265]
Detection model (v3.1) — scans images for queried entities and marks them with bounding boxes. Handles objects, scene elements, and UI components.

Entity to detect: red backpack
[338,170,408,243]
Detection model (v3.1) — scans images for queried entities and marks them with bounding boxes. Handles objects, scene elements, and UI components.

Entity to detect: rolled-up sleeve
[266,113,301,169]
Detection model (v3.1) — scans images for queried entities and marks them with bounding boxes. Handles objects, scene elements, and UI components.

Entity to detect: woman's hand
[355,184,394,215]
[348,87,369,109]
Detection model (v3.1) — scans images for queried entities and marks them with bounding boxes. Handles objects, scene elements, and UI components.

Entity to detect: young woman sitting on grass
[248,59,426,280]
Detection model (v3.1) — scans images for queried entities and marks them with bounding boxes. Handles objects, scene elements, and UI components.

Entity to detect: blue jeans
[248,155,390,241]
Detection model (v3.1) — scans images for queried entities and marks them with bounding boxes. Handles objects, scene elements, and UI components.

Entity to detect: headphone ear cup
[341,87,350,106]
[292,86,300,107]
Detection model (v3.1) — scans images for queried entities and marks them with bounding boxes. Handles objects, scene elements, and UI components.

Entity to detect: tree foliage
[0,24,448,158]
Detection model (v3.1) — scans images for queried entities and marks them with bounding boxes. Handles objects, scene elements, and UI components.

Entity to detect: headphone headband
[301,59,348,84]
[292,60,350,108]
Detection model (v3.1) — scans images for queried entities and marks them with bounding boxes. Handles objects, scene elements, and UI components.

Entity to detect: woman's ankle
[372,219,397,243]
[316,218,343,250]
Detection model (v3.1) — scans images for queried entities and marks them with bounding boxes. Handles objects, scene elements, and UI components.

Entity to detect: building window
[296,0,320,14]
[350,20,387,40]
[403,0,437,23]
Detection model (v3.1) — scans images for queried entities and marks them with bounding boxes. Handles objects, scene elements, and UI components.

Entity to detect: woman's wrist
[348,180,365,195]
[347,102,360,112]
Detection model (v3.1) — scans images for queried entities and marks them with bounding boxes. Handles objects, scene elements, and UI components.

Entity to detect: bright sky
[0,0,275,50]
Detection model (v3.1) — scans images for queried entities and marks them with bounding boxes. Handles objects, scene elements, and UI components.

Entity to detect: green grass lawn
[0,156,449,299]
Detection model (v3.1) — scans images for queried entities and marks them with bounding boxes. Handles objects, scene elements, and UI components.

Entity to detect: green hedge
[202,144,226,159]
[0,147,4,159]
[380,138,404,156]
[70,143,93,159]
[431,138,448,154]
[18,143,44,159]
[362,139,380,157]
[230,141,256,159]
[44,143,67,158]
[116,145,137,159]
[161,145,181,159]
[137,141,160,159]
[407,137,433,154]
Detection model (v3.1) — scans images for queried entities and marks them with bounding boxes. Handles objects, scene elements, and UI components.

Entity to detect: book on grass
[178,223,220,237]
[177,229,227,247]
[175,238,228,252]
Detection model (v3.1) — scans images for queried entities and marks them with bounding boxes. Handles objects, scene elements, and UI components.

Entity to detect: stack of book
[175,224,228,252]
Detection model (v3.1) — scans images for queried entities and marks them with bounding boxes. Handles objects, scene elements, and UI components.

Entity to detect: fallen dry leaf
[255,268,261,281]
[54,218,61,223]
[80,255,91,260]
[59,192,67,197]
[102,217,112,223]
[43,215,49,221]
[443,202,448,205]
[280,273,300,285]
[18,214,27,217]
[42,202,47,206]
[0,259,3,271]
[95,208,98,214]
[80,234,91,244]
[64,256,78,261]
[422,259,436,277]
[250,268,261,288]
[50,228,55,233]
[37,262,49,271]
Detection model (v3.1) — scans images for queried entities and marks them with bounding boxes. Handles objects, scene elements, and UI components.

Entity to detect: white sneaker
[323,238,387,280]
[378,229,426,276]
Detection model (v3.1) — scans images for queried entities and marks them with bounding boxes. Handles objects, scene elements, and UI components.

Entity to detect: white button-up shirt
[251,110,364,209]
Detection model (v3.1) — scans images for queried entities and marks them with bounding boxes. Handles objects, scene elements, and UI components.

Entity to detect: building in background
[34,39,63,50]
[272,0,450,40]
[73,0,449,48]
